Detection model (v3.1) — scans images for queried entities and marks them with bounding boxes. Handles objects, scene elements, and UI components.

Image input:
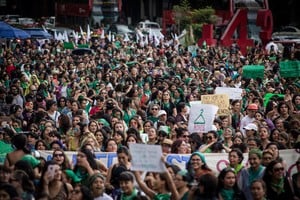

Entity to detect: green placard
[63,42,75,49]
[280,60,300,78]
[263,93,285,107]
[77,44,90,48]
[242,65,265,79]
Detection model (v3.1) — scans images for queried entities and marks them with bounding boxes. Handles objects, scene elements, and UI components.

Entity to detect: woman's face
[120,179,134,195]
[143,122,152,133]
[89,122,98,133]
[190,155,203,170]
[248,154,261,169]
[148,128,157,140]
[255,112,263,121]
[127,136,137,145]
[224,128,233,139]
[106,140,118,152]
[251,181,266,200]
[91,177,105,197]
[113,133,123,144]
[37,141,47,150]
[53,151,65,165]
[233,137,243,145]
[223,171,236,189]
[114,123,124,133]
[267,144,279,159]
[271,130,279,142]
[70,185,83,200]
[117,152,129,165]
[95,131,104,144]
[178,141,187,154]
[229,151,240,166]
[259,127,269,140]
[129,119,138,129]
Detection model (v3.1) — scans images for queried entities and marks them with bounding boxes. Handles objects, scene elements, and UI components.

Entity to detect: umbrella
[72,48,93,56]
[24,28,53,39]
[0,21,30,39]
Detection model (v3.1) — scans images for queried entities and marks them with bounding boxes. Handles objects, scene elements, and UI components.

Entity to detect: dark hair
[171,139,185,154]
[217,168,242,197]
[11,169,35,193]
[263,159,282,183]
[11,133,30,154]
[0,183,19,199]
[119,171,135,182]
[14,160,35,181]
[196,173,218,198]
[117,145,132,161]
[229,148,244,164]
[78,185,94,200]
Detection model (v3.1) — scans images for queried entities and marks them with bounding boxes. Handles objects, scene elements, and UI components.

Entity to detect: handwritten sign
[215,87,243,100]
[129,143,166,172]
[201,94,230,115]
[188,102,218,133]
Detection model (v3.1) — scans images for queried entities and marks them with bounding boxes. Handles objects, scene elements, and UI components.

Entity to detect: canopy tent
[24,28,53,39]
[0,21,30,39]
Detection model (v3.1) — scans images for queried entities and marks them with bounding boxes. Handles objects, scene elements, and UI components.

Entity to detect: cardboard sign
[201,94,230,115]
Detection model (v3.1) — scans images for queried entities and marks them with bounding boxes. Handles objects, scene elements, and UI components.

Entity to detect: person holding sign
[133,165,180,200]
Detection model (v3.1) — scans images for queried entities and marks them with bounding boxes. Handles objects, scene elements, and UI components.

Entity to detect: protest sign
[188,102,218,133]
[34,150,299,176]
[280,60,300,78]
[129,143,166,172]
[242,65,264,79]
[215,87,243,100]
[201,94,230,115]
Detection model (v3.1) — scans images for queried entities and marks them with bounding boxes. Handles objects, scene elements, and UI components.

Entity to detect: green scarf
[220,188,234,200]
[248,165,264,185]
[271,177,285,194]
[233,163,243,174]
[121,188,138,200]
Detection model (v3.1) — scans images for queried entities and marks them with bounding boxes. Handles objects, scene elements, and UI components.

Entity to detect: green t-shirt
[154,193,171,200]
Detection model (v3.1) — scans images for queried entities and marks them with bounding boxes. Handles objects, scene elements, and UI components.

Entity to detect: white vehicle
[137,20,161,33]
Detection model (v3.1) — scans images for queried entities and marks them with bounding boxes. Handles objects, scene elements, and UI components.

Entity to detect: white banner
[188,102,218,133]
[38,149,299,175]
[215,87,243,100]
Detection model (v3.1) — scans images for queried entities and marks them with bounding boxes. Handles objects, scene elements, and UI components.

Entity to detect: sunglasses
[273,167,284,172]
[53,153,64,157]
[152,108,158,110]
[182,135,189,138]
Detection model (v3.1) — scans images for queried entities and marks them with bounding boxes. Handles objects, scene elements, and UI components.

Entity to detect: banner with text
[215,87,243,100]
[38,150,299,175]
[201,94,230,115]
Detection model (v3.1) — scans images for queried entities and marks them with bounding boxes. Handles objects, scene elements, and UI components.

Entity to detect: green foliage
[173,0,216,44]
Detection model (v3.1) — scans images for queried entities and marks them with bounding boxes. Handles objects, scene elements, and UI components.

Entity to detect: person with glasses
[263,160,294,199]
[37,160,73,200]
[199,130,219,153]
[261,149,274,167]
[51,149,72,170]
[70,184,94,200]
[147,104,160,124]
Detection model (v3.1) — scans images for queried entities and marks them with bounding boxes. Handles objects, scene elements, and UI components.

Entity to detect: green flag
[242,65,265,79]
[280,60,300,78]
[63,42,75,49]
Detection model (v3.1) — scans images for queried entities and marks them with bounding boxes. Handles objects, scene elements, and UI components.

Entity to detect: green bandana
[121,188,138,200]
[220,188,234,200]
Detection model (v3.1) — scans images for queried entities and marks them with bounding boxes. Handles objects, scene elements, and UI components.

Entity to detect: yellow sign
[201,94,230,115]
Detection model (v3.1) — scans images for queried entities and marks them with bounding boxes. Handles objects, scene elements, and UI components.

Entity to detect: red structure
[198,0,273,54]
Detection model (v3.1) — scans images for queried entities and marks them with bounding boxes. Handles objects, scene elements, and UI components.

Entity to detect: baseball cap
[157,110,167,117]
[243,123,258,131]
[247,103,258,110]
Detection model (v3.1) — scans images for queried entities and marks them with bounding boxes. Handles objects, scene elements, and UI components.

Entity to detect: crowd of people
[0,31,299,200]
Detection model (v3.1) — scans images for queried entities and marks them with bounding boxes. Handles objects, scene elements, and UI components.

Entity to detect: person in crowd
[261,149,275,167]
[292,157,300,199]
[186,151,214,184]
[9,169,35,200]
[263,160,294,199]
[228,148,244,178]
[69,184,94,200]
[250,180,267,200]
[37,160,73,199]
[88,173,113,200]
[217,167,245,200]
[238,149,265,200]
[51,149,72,170]
[188,173,218,200]
[105,146,131,198]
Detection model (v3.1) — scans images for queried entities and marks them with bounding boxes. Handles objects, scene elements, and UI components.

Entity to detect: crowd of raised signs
[0,34,299,200]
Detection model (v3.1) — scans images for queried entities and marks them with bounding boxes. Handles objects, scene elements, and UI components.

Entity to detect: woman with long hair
[9,169,35,199]
[51,149,72,170]
[263,160,294,199]
[217,168,245,200]
[228,148,244,178]
[105,146,132,198]
[37,160,73,200]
